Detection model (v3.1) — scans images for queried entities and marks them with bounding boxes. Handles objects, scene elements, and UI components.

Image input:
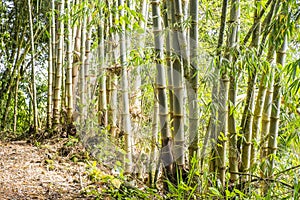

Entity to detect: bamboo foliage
[12,4,28,132]
[0,0,43,131]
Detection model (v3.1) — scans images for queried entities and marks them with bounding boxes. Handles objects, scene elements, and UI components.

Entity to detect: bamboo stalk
[209,0,228,185]
[66,0,73,123]
[119,0,133,173]
[53,0,65,128]
[267,34,288,176]
[151,0,173,183]
[188,0,199,168]
[28,0,39,132]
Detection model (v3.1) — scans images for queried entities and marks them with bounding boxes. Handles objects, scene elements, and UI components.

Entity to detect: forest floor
[0,138,99,199]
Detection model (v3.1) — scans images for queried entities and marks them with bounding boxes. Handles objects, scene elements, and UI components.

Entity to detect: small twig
[79,169,83,190]
[251,178,293,189]
[229,171,260,179]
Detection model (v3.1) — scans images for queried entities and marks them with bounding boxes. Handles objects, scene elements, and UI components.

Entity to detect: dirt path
[0,140,94,199]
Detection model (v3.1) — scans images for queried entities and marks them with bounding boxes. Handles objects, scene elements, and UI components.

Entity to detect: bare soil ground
[0,139,95,199]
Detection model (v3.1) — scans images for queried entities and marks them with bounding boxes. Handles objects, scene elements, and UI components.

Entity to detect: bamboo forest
[0,0,300,199]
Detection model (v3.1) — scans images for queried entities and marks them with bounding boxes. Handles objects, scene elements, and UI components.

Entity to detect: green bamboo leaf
[234,188,245,197]
[208,187,222,197]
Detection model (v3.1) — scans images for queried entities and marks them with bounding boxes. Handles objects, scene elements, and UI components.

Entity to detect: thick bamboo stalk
[97,8,107,127]
[240,0,261,179]
[85,16,92,108]
[228,75,239,182]
[187,0,199,168]
[107,0,119,138]
[267,34,287,176]
[66,0,73,123]
[149,96,159,187]
[13,74,20,132]
[216,75,229,185]
[131,0,148,148]
[47,9,54,128]
[260,69,274,173]
[251,75,267,164]
[79,2,87,124]
[239,69,256,176]
[171,0,186,168]
[221,0,240,184]
[53,0,65,128]
[28,0,39,132]
[72,14,81,110]
[209,0,228,185]
[251,46,275,167]
[163,1,174,138]
[227,0,240,183]
[119,0,133,173]
[151,0,173,181]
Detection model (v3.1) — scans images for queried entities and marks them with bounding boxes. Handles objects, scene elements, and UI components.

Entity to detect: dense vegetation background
[0,0,300,198]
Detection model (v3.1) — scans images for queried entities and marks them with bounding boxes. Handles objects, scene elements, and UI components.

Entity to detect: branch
[229,171,294,189]
[274,164,300,177]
